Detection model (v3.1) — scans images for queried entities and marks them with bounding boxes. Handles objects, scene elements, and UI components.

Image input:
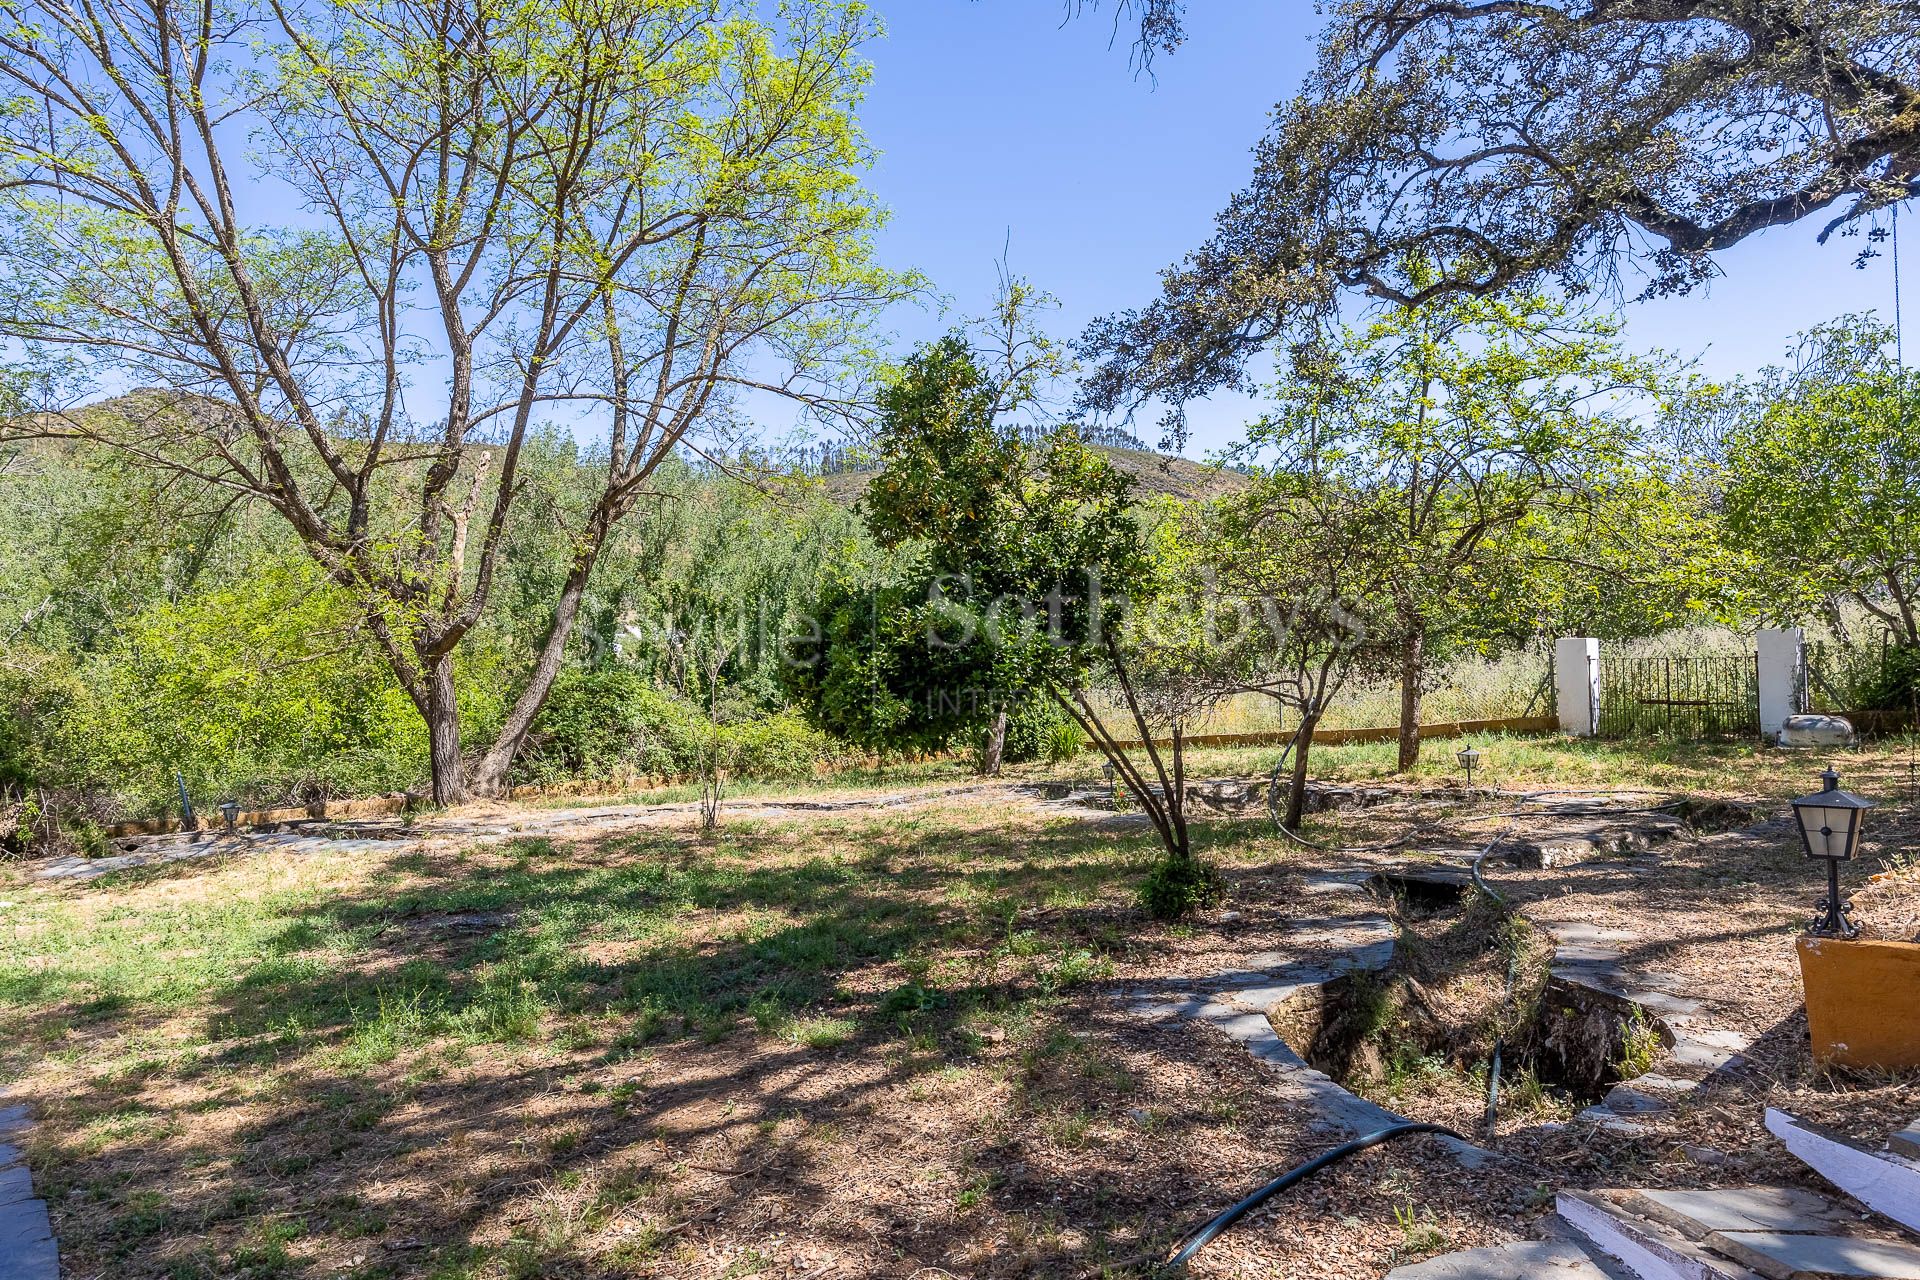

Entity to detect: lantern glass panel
[1796,802,1858,860]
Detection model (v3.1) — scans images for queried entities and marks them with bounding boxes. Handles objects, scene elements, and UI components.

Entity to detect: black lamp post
[1789,767,1876,938]
[1456,743,1481,790]
[1102,759,1116,807]
[218,800,240,835]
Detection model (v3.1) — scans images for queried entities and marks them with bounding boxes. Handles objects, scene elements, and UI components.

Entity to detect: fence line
[1104,714,1560,752]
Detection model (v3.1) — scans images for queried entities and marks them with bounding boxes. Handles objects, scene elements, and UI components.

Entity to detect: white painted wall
[1756,626,1804,740]
[1555,637,1600,737]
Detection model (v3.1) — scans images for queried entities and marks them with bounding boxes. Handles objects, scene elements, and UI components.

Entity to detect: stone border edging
[0,1094,58,1279]
[1119,871,1490,1168]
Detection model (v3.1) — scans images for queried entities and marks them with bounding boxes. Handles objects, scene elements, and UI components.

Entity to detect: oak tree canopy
[1080,0,1920,419]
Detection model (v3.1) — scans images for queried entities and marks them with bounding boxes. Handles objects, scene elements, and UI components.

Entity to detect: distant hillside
[817,446,1249,506]
[10,394,1251,508]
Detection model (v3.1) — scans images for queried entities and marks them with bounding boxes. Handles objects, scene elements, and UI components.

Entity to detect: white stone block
[1767,1107,1920,1236]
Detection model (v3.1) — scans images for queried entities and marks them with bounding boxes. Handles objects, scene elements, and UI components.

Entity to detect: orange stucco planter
[1797,934,1920,1069]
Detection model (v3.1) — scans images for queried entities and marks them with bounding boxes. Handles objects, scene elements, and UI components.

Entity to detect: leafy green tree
[790,312,1137,774]
[792,312,1217,900]
[1240,282,1673,770]
[1183,478,1399,829]
[1079,1,1919,417]
[0,0,909,804]
[1722,317,1920,643]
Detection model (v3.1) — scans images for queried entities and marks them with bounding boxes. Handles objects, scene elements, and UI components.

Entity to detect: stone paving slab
[1602,1075,1698,1115]
[0,1092,57,1280]
[1558,1189,1766,1280]
[1767,1108,1920,1237]
[1893,1119,1920,1161]
[1706,1229,1920,1279]
[1384,1240,1617,1278]
[0,1164,35,1209]
[0,1236,58,1280]
[0,1197,51,1248]
[1628,1187,1856,1239]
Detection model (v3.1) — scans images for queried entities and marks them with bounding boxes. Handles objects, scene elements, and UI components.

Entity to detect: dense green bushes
[0,438,895,849]
[517,669,854,785]
[997,697,1084,765]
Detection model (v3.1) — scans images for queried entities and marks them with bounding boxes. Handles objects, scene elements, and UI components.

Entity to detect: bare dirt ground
[3,744,1918,1279]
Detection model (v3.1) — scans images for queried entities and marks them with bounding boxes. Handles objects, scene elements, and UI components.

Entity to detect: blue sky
[853,1,1911,459]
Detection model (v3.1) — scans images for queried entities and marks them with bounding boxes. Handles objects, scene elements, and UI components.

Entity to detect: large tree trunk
[1396,627,1424,773]
[468,505,619,797]
[980,708,1009,776]
[468,556,597,797]
[423,656,470,807]
[1284,711,1321,831]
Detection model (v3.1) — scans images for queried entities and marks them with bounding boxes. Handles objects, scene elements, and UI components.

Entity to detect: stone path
[35,784,1016,884]
[1767,1109,1920,1236]
[1105,792,1920,1278]
[0,1096,56,1279]
[1371,807,1920,1279]
[1120,869,1489,1166]
[1540,919,1758,1135]
[1555,1181,1920,1280]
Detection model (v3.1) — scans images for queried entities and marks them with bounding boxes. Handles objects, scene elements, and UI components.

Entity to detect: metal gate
[1597,655,1760,740]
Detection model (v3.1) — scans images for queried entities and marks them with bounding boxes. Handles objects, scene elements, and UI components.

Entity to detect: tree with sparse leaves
[1236,278,1673,771]
[0,0,909,805]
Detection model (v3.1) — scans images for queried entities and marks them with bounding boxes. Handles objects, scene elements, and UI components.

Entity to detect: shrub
[998,698,1084,765]
[722,709,848,781]
[523,671,854,785]
[520,670,708,781]
[1139,856,1225,920]
[1040,717,1086,763]
[1849,644,1920,713]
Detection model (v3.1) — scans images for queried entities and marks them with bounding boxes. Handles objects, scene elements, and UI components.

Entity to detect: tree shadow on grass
[15,809,1364,1276]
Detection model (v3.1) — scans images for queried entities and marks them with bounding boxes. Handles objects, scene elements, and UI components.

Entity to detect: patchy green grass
[6,738,1911,1278]
[0,790,1260,1277]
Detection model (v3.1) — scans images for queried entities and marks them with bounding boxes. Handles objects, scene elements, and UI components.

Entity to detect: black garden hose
[1163,1122,1467,1271]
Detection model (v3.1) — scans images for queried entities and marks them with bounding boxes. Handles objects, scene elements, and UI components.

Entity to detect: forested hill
[817,446,1248,506]
[12,392,1245,507]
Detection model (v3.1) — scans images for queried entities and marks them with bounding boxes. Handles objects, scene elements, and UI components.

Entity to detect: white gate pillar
[1757,626,1804,740]
[1555,636,1600,737]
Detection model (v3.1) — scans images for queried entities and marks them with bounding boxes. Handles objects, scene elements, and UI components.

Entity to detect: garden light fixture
[1102,759,1116,807]
[218,800,240,834]
[1456,744,1481,789]
[1790,767,1876,938]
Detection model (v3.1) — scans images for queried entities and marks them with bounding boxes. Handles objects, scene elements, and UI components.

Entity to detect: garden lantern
[1456,743,1481,789]
[1102,759,1116,807]
[218,800,240,834]
[1790,767,1876,937]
